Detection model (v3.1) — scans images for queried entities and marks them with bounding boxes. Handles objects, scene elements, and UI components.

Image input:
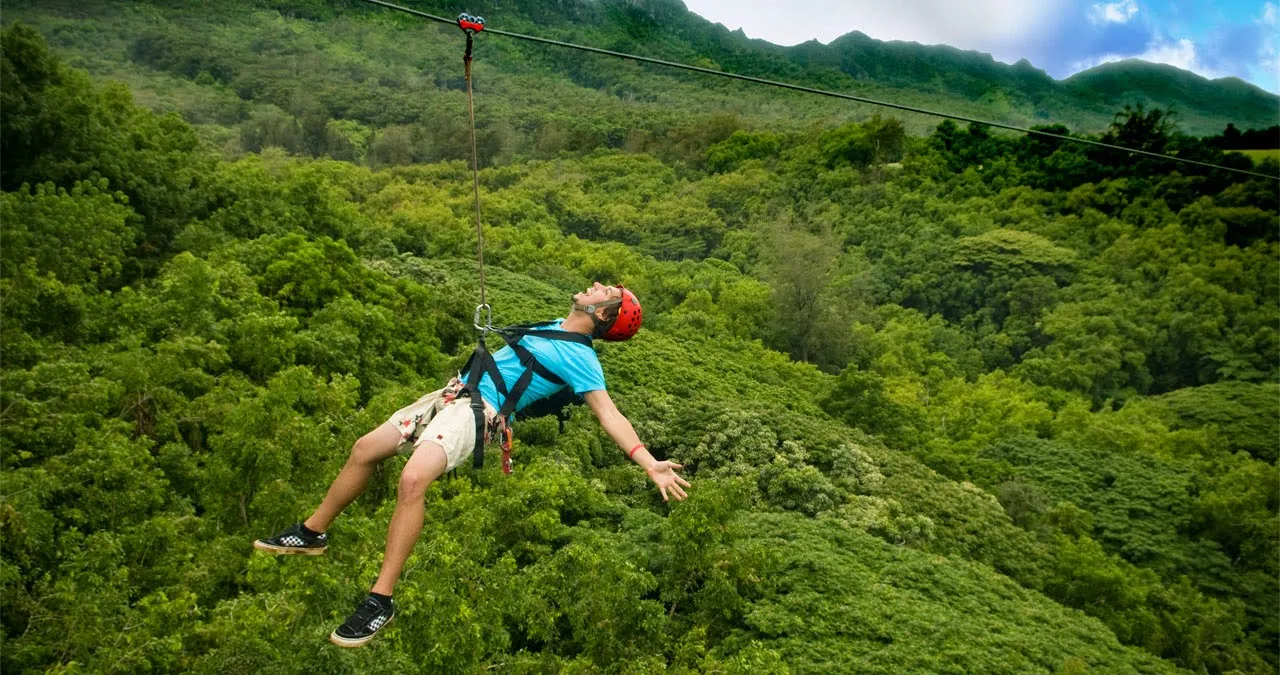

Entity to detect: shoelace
[350,597,388,627]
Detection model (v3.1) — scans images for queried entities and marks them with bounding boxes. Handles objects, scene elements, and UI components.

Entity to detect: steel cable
[357,0,1278,181]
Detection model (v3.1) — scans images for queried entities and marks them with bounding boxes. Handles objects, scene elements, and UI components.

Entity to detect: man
[254,283,691,647]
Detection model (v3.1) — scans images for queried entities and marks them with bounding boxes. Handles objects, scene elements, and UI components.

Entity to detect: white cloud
[1257,3,1280,91]
[1069,53,1123,72]
[681,0,1069,61]
[1140,38,1211,73]
[1088,0,1139,25]
[1072,37,1228,80]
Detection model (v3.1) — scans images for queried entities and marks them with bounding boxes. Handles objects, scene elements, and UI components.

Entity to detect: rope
[462,29,490,330]
[357,0,1278,181]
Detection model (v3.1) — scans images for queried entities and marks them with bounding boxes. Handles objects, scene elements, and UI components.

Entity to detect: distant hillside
[4,0,1276,149]
[1065,60,1280,134]
[453,0,1279,134]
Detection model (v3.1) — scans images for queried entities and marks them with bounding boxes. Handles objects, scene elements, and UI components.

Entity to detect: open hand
[646,460,691,502]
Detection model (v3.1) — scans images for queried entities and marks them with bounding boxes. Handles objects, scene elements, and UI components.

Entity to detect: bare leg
[371,440,448,595]
[305,423,405,533]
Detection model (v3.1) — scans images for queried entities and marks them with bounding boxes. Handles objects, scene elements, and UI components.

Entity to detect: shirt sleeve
[559,345,606,394]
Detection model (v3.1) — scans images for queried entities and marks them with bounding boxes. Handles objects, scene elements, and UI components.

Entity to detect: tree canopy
[2,15,1278,674]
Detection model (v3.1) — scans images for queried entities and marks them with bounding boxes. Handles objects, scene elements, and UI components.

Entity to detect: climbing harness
[458,321,593,473]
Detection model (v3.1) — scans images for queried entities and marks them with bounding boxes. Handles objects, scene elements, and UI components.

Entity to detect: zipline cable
[357,0,1278,181]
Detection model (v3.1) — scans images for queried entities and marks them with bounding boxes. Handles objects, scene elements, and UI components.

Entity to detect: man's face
[574,281,621,307]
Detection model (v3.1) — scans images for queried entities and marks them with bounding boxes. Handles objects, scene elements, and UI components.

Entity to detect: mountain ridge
[725,21,1275,99]
[524,0,1279,133]
[5,0,1277,140]
[695,8,1279,131]
[681,0,1275,96]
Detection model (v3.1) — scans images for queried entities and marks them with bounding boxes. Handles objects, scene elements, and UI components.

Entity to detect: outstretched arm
[584,389,690,502]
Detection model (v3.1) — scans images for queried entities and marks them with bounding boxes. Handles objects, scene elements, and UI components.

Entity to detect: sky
[681,0,1280,94]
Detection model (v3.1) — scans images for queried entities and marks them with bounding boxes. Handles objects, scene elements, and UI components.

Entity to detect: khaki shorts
[387,379,497,472]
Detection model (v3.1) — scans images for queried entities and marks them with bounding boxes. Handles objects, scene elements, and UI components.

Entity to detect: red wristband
[627,444,646,459]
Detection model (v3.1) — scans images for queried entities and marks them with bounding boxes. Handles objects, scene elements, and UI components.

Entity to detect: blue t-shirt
[461,320,606,414]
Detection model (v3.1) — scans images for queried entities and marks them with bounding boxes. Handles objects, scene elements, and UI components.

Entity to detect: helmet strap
[573,297,622,338]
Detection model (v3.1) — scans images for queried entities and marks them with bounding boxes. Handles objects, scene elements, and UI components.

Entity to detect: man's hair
[593,304,621,339]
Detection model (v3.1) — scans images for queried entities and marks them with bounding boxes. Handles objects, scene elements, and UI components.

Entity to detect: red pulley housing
[457,13,485,33]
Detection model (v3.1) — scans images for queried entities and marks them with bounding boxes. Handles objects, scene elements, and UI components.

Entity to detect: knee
[397,465,435,499]
[349,435,386,466]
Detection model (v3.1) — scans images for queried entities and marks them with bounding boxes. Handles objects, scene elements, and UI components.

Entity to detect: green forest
[2,1,1278,673]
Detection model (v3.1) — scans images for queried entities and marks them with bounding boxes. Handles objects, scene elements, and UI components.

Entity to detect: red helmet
[601,286,643,341]
[574,285,643,341]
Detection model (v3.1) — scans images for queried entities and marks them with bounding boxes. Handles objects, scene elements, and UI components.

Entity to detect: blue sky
[682,0,1280,93]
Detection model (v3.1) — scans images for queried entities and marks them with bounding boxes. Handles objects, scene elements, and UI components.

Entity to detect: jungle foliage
[2,16,1278,675]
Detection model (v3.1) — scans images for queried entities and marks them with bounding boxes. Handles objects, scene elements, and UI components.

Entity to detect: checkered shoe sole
[329,614,394,648]
[253,539,327,555]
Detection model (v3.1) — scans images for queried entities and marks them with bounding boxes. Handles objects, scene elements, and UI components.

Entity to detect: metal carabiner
[473,303,493,332]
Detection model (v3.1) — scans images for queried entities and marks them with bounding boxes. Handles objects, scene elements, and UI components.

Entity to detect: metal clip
[473,303,493,331]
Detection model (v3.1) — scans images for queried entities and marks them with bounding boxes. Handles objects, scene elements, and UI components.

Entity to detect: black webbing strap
[462,337,495,470]
[461,323,593,470]
[502,320,594,347]
[500,343,560,418]
[469,387,487,469]
[460,340,508,400]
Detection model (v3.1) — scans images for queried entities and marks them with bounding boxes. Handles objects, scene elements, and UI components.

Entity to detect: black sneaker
[253,523,328,555]
[330,595,395,647]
